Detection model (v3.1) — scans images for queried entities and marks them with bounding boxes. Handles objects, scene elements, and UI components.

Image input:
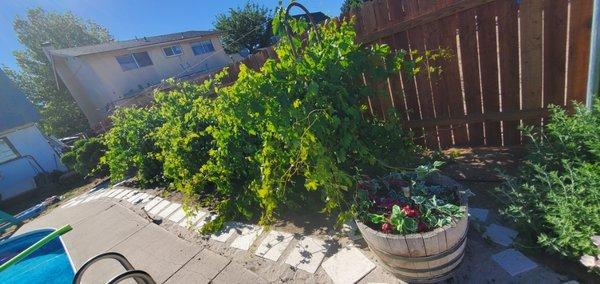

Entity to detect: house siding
[52,36,231,127]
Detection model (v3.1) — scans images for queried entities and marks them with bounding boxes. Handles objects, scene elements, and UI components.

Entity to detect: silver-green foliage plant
[499,100,600,260]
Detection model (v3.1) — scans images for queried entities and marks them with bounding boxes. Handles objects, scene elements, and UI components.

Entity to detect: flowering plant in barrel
[356,162,465,234]
[353,163,470,282]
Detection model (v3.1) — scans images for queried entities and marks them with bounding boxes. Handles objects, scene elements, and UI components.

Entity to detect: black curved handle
[282,2,323,57]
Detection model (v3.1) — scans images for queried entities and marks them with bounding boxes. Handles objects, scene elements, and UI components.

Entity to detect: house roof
[0,69,40,133]
[291,12,330,24]
[50,30,221,57]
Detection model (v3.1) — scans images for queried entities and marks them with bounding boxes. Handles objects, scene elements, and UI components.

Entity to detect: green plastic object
[0,224,73,272]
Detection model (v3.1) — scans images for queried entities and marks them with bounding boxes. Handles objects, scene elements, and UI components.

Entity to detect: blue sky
[0,0,344,70]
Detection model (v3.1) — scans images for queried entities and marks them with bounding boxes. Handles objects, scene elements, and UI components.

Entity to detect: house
[0,70,67,202]
[42,30,232,129]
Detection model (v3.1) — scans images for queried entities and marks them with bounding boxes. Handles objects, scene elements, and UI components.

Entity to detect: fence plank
[543,0,568,108]
[458,8,484,146]
[566,0,593,106]
[476,3,501,146]
[520,0,543,128]
[438,13,469,146]
[496,0,521,145]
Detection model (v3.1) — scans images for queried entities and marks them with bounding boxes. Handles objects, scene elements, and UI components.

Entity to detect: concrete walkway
[15,187,573,284]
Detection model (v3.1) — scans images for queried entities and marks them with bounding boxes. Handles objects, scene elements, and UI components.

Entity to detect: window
[163,45,183,57]
[191,40,215,56]
[0,138,18,164]
[115,51,153,71]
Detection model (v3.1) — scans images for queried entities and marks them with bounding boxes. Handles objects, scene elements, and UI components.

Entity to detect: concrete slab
[107,188,124,198]
[469,207,489,223]
[285,236,328,274]
[60,204,149,267]
[165,249,230,283]
[114,189,131,199]
[147,200,170,215]
[112,224,202,283]
[211,262,267,284]
[484,223,518,246]
[492,249,538,276]
[126,192,145,203]
[168,208,186,223]
[211,222,240,242]
[230,224,263,250]
[322,246,375,284]
[157,202,181,219]
[255,230,294,261]
[17,200,115,233]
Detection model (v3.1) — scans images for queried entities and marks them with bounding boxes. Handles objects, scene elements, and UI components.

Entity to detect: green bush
[61,137,107,177]
[499,100,600,259]
[102,107,165,186]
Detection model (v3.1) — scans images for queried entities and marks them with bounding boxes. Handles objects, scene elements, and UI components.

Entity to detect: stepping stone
[126,192,145,203]
[136,194,154,205]
[230,225,263,250]
[211,222,242,242]
[492,249,537,276]
[168,208,187,223]
[65,199,84,208]
[469,207,489,222]
[255,230,293,261]
[121,190,138,200]
[342,220,362,241]
[285,236,328,274]
[61,198,80,208]
[158,203,182,218]
[322,246,376,284]
[99,189,116,197]
[143,197,163,211]
[179,211,207,227]
[484,223,518,246]
[108,188,124,198]
[80,194,96,203]
[195,213,217,230]
[114,189,131,199]
[148,200,171,216]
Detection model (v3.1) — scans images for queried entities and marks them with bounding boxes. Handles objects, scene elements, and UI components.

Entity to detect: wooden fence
[348,0,594,148]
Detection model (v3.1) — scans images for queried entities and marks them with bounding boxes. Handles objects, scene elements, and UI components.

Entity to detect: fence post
[587,0,600,109]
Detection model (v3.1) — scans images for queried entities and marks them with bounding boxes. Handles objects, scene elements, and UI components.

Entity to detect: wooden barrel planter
[356,174,469,283]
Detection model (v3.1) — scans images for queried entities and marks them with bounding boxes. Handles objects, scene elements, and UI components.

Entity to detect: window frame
[115,51,153,71]
[191,40,215,56]
[0,137,19,165]
[163,44,183,57]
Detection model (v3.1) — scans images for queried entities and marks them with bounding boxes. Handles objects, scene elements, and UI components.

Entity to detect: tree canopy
[214,2,272,54]
[341,0,368,14]
[4,8,113,137]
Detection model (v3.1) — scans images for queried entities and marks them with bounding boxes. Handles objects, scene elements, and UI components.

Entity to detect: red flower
[381,223,392,234]
[418,221,428,232]
[401,204,420,218]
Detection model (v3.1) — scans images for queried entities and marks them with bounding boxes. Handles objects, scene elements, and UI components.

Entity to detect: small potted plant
[354,163,470,283]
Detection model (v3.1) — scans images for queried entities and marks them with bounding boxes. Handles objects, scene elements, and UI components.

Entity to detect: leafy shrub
[195,16,428,227]
[499,100,600,259]
[61,137,107,177]
[102,107,165,186]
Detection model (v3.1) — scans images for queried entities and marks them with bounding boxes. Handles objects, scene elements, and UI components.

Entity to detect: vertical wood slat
[409,0,439,149]
[566,0,593,106]
[496,0,521,145]
[477,3,502,145]
[374,0,397,117]
[458,9,485,146]
[520,0,543,127]
[543,0,568,107]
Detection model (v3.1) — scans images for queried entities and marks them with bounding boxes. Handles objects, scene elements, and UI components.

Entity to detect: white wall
[54,36,231,127]
[0,124,66,200]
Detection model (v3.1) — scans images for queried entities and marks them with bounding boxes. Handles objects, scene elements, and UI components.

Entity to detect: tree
[4,8,113,137]
[341,0,368,14]
[214,2,271,54]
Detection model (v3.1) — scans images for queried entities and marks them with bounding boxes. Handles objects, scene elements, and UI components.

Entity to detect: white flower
[580,255,597,267]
